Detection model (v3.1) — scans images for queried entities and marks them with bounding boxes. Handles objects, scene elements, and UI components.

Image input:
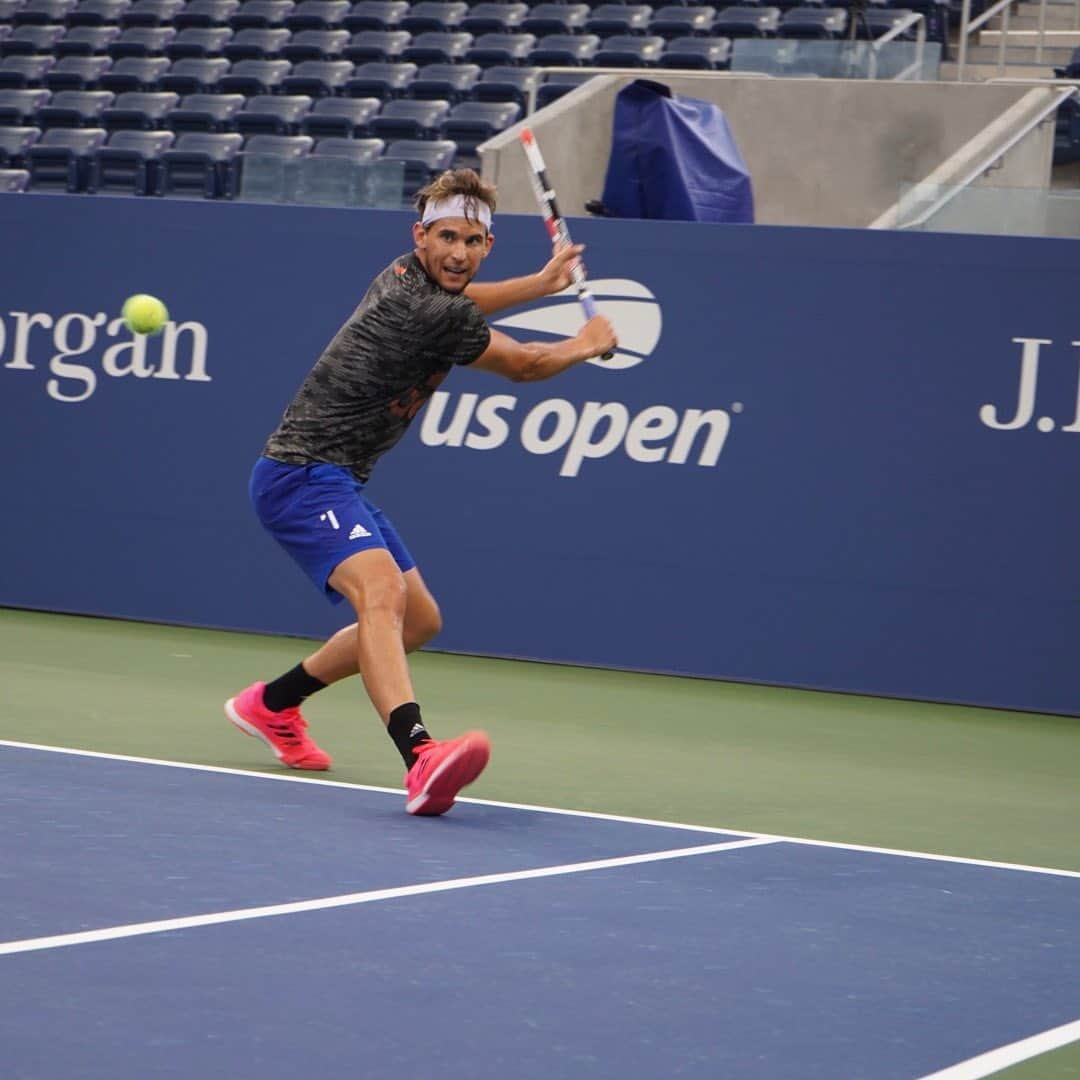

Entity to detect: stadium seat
[342,59,415,98]
[460,3,527,35]
[281,26,348,58]
[229,0,295,28]
[234,90,310,132]
[712,6,781,37]
[43,55,113,90]
[400,0,466,33]
[648,4,716,38]
[0,123,41,166]
[25,124,105,188]
[369,95,448,140]
[382,135,453,195]
[156,129,242,195]
[595,33,664,65]
[0,24,66,56]
[242,130,311,153]
[853,7,917,37]
[55,26,123,56]
[341,0,406,31]
[297,92,377,135]
[521,2,588,36]
[0,1,20,20]
[67,0,134,27]
[217,56,290,92]
[470,63,538,107]
[87,125,172,191]
[12,0,77,24]
[35,87,114,126]
[167,27,235,58]
[0,29,10,50]
[100,87,177,127]
[656,35,731,68]
[779,7,847,37]
[165,89,243,129]
[0,56,56,88]
[284,0,349,29]
[342,28,411,61]
[222,26,290,58]
[108,27,178,57]
[0,166,30,189]
[174,0,241,28]
[0,87,52,123]
[464,31,535,67]
[119,0,185,26]
[528,32,599,66]
[279,56,351,94]
[235,128,311,198]
[311,132,380,159]
[584,3,653,35]
[401,30,471,64]
[99,54,171,90]
[406,61,479,102]
[533,71,589,108]
[439,99,517,157]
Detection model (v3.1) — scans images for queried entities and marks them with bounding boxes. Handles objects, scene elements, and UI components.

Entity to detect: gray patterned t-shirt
[263,253,491,483]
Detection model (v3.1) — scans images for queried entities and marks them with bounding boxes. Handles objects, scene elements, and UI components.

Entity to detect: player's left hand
[538,242,585,295]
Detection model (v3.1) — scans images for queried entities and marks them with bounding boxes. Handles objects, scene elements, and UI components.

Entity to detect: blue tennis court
[3,741,1078,1080]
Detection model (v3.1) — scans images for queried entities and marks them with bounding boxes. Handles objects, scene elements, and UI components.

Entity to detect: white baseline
[916,1017,1080,1079]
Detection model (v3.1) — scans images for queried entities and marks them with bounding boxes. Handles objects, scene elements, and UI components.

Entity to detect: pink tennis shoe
[406,731,491,816]
[224,682,332,771]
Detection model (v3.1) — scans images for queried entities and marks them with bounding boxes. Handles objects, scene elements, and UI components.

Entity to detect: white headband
[421,195,493,231]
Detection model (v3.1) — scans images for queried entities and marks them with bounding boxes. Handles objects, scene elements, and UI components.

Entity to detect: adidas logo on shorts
[349,524,371,540]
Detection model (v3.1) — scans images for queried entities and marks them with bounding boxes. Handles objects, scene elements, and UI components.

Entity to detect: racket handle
[578,289,598,321]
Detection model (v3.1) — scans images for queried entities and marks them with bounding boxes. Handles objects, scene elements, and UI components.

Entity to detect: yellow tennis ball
[122,294,169,335]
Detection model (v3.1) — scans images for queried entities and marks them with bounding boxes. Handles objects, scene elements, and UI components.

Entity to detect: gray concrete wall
[479,74,1053,228]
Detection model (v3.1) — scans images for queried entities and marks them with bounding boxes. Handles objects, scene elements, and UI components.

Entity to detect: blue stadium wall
[1,193,1077,717]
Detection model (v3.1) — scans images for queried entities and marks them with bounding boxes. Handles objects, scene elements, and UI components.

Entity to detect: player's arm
[464,243,586,316]
[468,316,617,383]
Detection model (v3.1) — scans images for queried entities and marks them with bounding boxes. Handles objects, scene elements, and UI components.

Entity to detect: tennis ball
[122,293,169,335]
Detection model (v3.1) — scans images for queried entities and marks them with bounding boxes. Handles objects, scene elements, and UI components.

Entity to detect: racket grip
[578,290,599,321]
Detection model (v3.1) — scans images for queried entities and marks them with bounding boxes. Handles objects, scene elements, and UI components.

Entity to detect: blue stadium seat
[279,56,351,94]
[407,61,479,102]
[234,90,310,132]
[43,55,113,90]
[584,3,653,35]
[656,34,730,68]
[107,26,178,57]
[222,26,290,57]
[229,0,294,28]
[0,29,10,50]
[35,87,114,125]
[342,28,410,61]
[157,129,242,194]
[0,87,52,123]
[439,98,517,157]
[12,0,77,24]
[382,134,453,195]
[297,93,377,135]
[119,0,184,26]
[401,29,471,64]
[712,5,781,36]
[522,2,588,36]
[0,123,41,166]
[311,132,381,160]
[853,6,916,37]
[242,130,311,152]
[87,125,172,190]
[464,31,535,67]
[101,87,177,126]
[533,70,589,108]
[649,5,716,37]
[0,23,66,55]
[281,26,348,58]
[165,89,243,129]
[0,166,30,189]
[470,63,538,108]
[0,55,57,88]
[26,123,105,188]
[528,32,599,66]
[779,6,846,36]
[0,1,21,19]
[217,55,290,92]
[400,0,466,33]
[460,2,527,35]
[99,54,170,90]
[67,0,134,27]
[56,26,123,56]
[595,33,664,65]
[284,0,349,29]
[369,95,448,140]
[341,0,406,31]
[174,0,241,28]
[343,58,415,97]
[167,26,235,58]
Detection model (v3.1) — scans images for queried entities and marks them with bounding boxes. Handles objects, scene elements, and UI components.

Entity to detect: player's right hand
[581,315,618,358]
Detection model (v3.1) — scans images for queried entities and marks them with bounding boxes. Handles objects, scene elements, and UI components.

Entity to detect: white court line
[916,1017,1080,1079]
[0,837,776,957]
[3,739,1080,879]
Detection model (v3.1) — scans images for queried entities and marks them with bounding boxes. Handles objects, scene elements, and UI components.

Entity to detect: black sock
[387,702,432,768]
[262,663,327,713]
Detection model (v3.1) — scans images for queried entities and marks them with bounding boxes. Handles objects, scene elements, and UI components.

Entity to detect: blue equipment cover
[600,78,754,223]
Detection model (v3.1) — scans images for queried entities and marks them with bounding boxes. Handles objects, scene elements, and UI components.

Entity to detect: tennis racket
[518,126,613,360]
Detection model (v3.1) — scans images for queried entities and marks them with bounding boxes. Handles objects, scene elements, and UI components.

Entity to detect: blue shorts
[250,457,416,604]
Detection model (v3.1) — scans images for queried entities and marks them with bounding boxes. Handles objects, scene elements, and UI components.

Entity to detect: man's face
[412,216,494,293]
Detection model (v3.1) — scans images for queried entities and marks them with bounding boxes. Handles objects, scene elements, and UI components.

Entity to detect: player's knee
[340,569,407,622]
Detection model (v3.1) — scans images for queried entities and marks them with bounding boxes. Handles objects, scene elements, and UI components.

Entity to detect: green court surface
[3,605,1079,1078]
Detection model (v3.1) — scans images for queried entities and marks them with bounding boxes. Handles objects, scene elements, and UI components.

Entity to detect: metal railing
[956,0,1080,80]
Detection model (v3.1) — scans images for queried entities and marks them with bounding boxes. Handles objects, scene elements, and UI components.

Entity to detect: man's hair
[415,168,497,226]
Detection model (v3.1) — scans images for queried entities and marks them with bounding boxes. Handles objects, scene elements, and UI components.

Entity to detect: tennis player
[226,168,617,816]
